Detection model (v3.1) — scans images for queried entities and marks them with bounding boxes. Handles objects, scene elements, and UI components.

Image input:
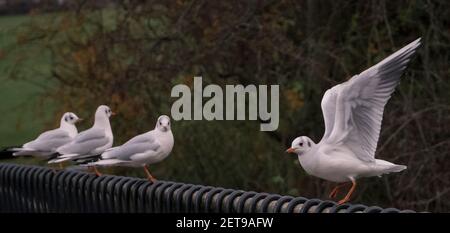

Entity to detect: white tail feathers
[12,149,30,156]
[48,158,69,164]
[10,148,27,156]
[59,153,79,159]
[89,159,124,167]
[48,154,78,164]
[384,164,407,173]
[12,148,54,157]
[375,159,407,175]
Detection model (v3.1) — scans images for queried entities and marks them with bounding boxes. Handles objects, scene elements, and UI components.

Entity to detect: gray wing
[320,88,338,141]
[323,38,421,162]
[34,128,70,141]
[24,129,72,151]
[73,127,105,143]
[102,133,159,160]
[57,127,107,154]
[25,138,72,152]
[122,132,155,146]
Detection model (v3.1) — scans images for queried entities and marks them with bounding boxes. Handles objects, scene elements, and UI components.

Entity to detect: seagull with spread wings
[286,38,421,204]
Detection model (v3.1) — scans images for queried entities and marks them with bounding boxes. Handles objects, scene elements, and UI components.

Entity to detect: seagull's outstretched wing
[321,38,421,163]
[57,127,108,155]
[101,132,160,161]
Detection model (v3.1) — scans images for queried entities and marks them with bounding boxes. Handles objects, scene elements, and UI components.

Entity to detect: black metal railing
[0,163,415,213]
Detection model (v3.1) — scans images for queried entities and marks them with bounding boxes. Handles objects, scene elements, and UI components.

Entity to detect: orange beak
[76,118,83,123]
[286,147,295,154]
[111,112,117,116]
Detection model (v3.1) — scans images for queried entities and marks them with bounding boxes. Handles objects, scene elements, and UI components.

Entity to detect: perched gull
[48,105,114,167]
[86,115,174,182]
[286,38,421,204]
[11,112,81,159]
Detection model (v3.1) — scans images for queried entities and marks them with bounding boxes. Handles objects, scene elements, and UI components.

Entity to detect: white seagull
[48,105,115,167]
[286,38,421,204]
[11,112,81,159]
[86,115,174,182]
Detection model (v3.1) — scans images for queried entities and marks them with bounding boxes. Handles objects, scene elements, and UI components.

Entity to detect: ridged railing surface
[0,163,415,213]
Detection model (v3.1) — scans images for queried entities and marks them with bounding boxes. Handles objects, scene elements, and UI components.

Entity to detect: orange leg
[329,183,348,199]
[337,178,357,205]
[143,165,157,183]
[92,166,102,177]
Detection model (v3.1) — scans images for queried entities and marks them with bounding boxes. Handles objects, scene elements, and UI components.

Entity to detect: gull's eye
[159,121,162,125]
[69,116,73,120]
[299,142,303,147]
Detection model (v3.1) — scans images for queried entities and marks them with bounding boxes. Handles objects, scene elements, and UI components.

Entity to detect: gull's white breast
[298,143,373,183]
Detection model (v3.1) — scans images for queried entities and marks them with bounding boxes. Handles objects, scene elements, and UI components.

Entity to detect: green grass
[0,14,54,147]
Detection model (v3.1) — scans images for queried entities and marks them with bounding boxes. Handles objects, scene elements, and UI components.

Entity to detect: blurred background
[0,0,449,212]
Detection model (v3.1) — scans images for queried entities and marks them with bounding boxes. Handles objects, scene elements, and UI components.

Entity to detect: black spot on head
[308,141,311,147]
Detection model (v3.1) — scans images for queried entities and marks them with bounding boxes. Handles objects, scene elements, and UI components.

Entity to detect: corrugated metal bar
[0,163,415,213]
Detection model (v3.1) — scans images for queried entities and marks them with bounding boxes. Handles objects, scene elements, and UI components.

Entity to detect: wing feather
[320,38,421,162]
[57,127,107,154]
[23,129,72,152]
[101,132,159,161]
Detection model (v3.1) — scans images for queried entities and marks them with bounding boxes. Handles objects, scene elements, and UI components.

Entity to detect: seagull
[85,115,174,182]
[10,112,81,161]
[285,38,421,204]
[48,105,115,171]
